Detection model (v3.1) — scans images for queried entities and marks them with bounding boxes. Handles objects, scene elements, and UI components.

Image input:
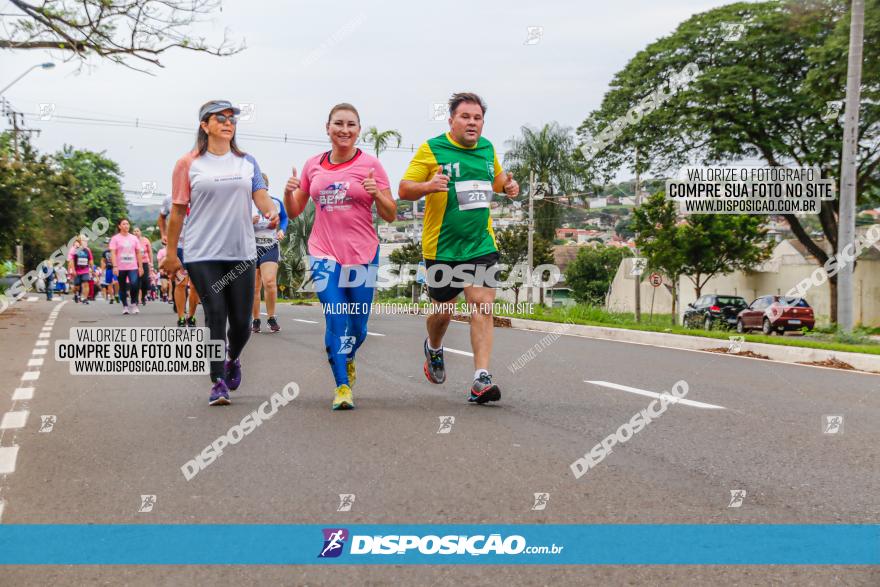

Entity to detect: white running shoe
[133,305,140,314]
[122,306,130,315]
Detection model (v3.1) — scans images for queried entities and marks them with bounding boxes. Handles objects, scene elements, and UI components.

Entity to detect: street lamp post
[0,62,55,96]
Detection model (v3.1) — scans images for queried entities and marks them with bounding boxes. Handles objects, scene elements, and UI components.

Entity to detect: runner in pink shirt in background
[133,227,154,306]
[109,218,144,315]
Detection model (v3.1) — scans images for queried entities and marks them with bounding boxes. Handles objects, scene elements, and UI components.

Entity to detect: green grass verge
[277,298,320,305]
[495,304,880,356]
[291,297,880,356]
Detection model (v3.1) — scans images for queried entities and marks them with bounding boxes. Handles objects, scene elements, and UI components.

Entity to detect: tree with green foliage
[0,133,86,268]
[0,0,243,72]
[504,123,581,240]
[55,145,128,225]
[615,215,636,239]
[565,245,633,306]
[629,193,687,323]
[677,214,772,297]
[631,192,772,321]
[495,225,553,304]
[279,202,315,296]
[577,0,880,322]
[387,240,423,297]
[388,240,423,267]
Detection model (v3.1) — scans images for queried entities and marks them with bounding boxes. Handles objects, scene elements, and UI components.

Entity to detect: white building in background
[606,236,880,326]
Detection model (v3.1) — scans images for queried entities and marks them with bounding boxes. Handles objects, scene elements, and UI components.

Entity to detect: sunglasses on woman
[212,113,238,125]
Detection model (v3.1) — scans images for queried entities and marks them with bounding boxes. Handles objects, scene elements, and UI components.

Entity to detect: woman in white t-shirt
[161,100,278,407]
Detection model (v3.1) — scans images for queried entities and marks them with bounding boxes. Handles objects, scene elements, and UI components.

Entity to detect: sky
[0,0,743,206]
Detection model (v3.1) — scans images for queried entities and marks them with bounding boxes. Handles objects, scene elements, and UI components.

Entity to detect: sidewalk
[507,317,880,374]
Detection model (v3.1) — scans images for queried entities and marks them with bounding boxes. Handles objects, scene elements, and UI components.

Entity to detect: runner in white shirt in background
[159,194,200,327]
[251,173,288,334]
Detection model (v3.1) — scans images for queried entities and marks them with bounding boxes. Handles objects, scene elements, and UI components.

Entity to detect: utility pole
[838,0,864,332]
[411,199,419,303]
[2,99,38,161]
[527,170,535,305]
[634,147,641,323]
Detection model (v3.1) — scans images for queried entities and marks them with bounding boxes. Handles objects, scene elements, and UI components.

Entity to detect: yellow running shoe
[346,359,356,388]
[332,384,354,410]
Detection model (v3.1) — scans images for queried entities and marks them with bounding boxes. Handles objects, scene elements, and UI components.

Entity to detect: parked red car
[736,295,815,335]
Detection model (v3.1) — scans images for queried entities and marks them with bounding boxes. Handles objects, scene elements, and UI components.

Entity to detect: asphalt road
[0,296,877,585]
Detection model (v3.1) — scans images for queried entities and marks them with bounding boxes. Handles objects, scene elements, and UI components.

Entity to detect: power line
[18,109,510,156]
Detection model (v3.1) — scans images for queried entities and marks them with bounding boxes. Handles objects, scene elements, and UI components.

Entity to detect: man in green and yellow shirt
[399,92,519,404]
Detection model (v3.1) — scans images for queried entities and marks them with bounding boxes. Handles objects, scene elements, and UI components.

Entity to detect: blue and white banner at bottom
[0,524,877,565]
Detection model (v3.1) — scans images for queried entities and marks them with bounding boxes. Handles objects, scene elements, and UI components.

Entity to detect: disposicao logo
[318,528,349,558]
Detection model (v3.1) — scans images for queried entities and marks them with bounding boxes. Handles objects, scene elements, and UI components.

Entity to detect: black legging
[117,269,139,307]
[138,263,151,303]
[185,260,255,382]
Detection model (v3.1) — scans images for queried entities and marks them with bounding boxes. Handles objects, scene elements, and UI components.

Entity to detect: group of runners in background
[50,230,163,307]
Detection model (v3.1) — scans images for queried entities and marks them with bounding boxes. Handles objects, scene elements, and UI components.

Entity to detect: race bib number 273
[455,180,493,211]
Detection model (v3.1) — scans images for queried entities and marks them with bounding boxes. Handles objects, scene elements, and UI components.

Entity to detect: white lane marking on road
[32,349,46,356]
[511,324,880,378]
[366,332,385,337]
[27,359,43,367]
[21,372,39,382]
[445,348,474,357]
[585,380,725,410]
[12,388,34,401]
[41,327,52,333]
[0,411,29,430]
[293,319,319,324]
[0,446,19,474]
[27,297,37,302]
[35,340,48,347]
[37,333,50,339]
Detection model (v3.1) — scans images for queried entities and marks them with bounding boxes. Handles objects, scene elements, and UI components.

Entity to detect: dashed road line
[445,348,474,357]
[0,447,19,474]
[0,301,64,523]
[11,388,34,401]
[585,380,726,410]
[0,411,29,430]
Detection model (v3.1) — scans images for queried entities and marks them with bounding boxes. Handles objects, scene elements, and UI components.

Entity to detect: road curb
[507,317,880,374]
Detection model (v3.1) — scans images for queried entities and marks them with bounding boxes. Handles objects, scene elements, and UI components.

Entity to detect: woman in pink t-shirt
[109,218,144,314]
[284,103,397,410]
[132,227,154,306]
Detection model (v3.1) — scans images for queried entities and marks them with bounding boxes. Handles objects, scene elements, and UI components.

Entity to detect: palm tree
[503,123,580,241]
[279,202,315,296]
[362,126,402,157]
